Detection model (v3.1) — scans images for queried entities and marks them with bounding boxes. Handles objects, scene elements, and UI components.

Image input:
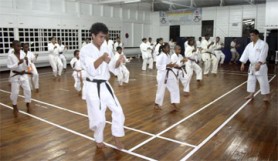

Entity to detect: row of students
[48,37,68,81]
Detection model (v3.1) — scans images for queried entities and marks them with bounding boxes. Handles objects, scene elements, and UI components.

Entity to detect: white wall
[265,0,278,27]
[0,0,151,47]
[150,4,266,42]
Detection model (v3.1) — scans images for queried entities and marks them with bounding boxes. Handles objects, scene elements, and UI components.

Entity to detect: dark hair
[13,40,20,46]
[250,29,259,35]
[50,36,55,41]
[159,43,170,54]
[205,34,210,37]
[116,46,122,51]
[23,43,29,47]
[74,50,79,56]
[188,39,195,45]
[90,22,108,36]
[142,38,146,42]
[174,44,181,50]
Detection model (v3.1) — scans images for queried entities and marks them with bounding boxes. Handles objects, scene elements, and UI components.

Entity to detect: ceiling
[73,0,267,11]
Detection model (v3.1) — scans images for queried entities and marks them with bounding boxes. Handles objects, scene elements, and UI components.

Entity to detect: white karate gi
[114,42,123,52]
[59,44,67,69]
[171,53,189,92]
[80,43,125,143]
[48,43,63,77]
[105,39,114,58]
[230,41,239,62]
[201,39,218,74]
[70,57,86,99]
[7,51,31,105]
[213,42,225,64]
[140,42,153,70]
[184,45,203,92]
[113,52,130,85]
[240,39,270,95]
[153,43,161,62]
[24,51,39,90]
[155,52,180,106]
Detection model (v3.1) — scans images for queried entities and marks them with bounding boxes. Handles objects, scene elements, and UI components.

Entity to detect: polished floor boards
[0,60,277,161]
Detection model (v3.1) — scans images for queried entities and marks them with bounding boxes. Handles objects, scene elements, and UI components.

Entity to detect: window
[81,29,121,44]
[0,28,14,54]
[19,28,40,52]
[242,19,255,37]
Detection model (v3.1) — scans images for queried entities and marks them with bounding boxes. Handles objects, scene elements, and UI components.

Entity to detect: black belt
[174,65,187,78]
[86,78,117,110]
[11,71,32,77]
[165,68,177,84]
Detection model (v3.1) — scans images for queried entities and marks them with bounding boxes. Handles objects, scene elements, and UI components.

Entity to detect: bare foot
[154,104,162,110]
[26,103,30,113]
[184,92,190,97]
[96,142,106,149]
[57,76,61,82]
[245,94,254,100]
[53,77,57,81]
[113,136,124,150]
[204,74,209,77]
[13,105,18,118]
[78,91,82,96]
[35,89,39,93]
[171,103,178,111]
[263,95,270,102]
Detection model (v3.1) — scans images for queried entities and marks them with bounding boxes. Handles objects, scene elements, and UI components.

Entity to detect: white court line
[57,88,70,92]
[128,81,247,152]
[180,74,276,161]
[0,89,196,148]
[0,103,156,161]
[140,74,156,77]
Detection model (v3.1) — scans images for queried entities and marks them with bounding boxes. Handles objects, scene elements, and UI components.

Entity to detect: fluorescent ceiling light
[124,0,141,3]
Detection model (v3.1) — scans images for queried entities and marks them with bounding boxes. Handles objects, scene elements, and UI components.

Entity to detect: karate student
[230,38,240,64]
[154,43,180,111]
[113,46,130,86]
[153,38,163,62]
[169,38,175,55]
[23,43,39,93]
[184,39,203,95]
[80,22,125,149]
[48,37,63,81]
[58,39,67,72]
[196,37,203,62]
[7,40,32,117]
[240,29,270,102]
[140,38,153,70]
[70,50,86,98]
[105,33,114,58]
[213,37,225,65]
[201,34,218,76]
[113,37,123,52]
[171,45,189,96]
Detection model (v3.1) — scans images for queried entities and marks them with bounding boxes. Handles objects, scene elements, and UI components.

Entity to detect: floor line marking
[180,74,276,161]
[0,89,196,148]
[128,80,247,152]
[0,102,157,161]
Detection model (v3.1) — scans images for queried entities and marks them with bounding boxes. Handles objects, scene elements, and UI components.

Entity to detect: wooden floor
[0,59,277,161]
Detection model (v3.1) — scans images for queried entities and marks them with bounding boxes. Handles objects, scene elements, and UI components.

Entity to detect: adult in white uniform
[196,37,203,62]
[171,45,189,96]
[184,39,203,94]
[240,29,270,102]
[169,38,175,55]
[153,38,163,62]
[113,37,123,53]
[80,23,125,149]
[105,33,114,58]
[147,37,155,61]
[113,46,130,86]
[7,40,31,117]
[230,38,240,64]
[58,39,67,72]
[70,50,86,99]
[48,37,63,80]
[23,43,39,93]
[201,34,218,75]
[140,38,153,70]
[213,37,225,65]
[154,43,180,111]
